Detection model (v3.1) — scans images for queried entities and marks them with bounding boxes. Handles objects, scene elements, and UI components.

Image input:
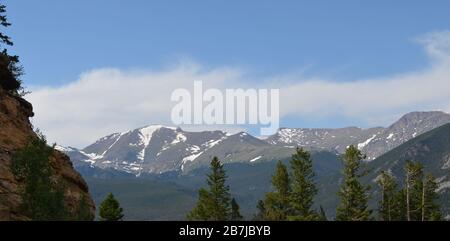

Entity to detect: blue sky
[5,1,450,146]
[7,0,450,85]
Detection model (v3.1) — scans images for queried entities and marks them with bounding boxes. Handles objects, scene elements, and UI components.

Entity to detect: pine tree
[0,3,23,93]
[264,161,291,221]
[288,148,318,220]
[336,145,372,221]
[377,171,397,221]
[404,161,423,221]
[11,133,68,220]
[99,193,124,221]
[187,157,231,221]
[186,189,212,220]
[391,189,407,221]
[253,200,267,221]
[0,4,13,46]
[231,198,243,221]
[421,174,442,221]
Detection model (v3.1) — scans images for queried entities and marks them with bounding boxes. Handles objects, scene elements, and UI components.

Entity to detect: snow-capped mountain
[61,111,450,175]
[265,126,383,154]
[63,125,295,175]
[267,111,450,160]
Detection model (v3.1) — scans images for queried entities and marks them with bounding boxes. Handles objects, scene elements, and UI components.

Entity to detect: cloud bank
[28,31,450,147]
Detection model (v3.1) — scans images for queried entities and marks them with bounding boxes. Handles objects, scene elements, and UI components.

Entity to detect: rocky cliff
[0,88,95,220]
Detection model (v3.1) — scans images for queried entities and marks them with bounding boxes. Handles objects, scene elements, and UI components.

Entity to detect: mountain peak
[395,111,450,123]
[140,124,177,129]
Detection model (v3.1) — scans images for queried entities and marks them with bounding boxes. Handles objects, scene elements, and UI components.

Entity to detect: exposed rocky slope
[62,111,450,176]
[0,88,95,220]
[267,111,450,160]
[63,126,295,175]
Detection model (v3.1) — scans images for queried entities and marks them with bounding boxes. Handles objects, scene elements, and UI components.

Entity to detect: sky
[4,0,450,147]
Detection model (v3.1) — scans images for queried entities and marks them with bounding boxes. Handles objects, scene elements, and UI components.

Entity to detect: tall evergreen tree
[264,161,291,221]
[0,3,23,93]
[231,198,243,221]
[336,145,372,221]
[99,193,124,221]
[0,4,13,46]
[377,171,397,221]
[421,174,442,221]
[11,134,68,220]
[187,157,231,221]
[404,161,423,221]
[288,148,318,220]
[253,200,267,221]
[391,189,407,221]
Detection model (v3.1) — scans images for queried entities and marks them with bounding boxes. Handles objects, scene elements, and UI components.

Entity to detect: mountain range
[60,111,450,176]
[54,110,450,220]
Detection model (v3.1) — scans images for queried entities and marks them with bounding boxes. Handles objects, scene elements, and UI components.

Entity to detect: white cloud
[279,30,450,125]
[28,63,244,147]
[27,31,450,147]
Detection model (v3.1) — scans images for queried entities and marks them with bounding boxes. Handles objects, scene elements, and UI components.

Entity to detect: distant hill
[84,151,342,220]
[86,178,197,221]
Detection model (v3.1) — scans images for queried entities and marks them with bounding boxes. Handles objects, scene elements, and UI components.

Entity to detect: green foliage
[76,195,94,221]
[86,177,198,220]
[187,157,232,221]
[404,160,423,221]
[253,200,266,221]
[186,188,213,220]
[263,161,291,221]
[288,147,318,220]
[231,198,243,221]
[0,4,12,46]
[377,161,442,221]
[336,145,372,221]
[99,193,124,221]
[259,149,322,221]
[0,3,23,94]
[422,174,442,221]
[11,134,68,220]
[390,189,407,221]
[377,171,397,221]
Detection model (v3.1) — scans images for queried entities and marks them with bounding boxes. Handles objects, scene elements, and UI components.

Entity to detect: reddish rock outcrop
[0,88,95,220]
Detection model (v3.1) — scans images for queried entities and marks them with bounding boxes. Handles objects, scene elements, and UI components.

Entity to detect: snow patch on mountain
[80,150,103,160]
[171,133,187,145]
[181,151,204,171]
[438,180,450,192]
[386,133,394,140]
[250,156,262,162]
[54,145,77,152]
[357,134,377,149]
[102,132,124,156]
[139,125,164,146]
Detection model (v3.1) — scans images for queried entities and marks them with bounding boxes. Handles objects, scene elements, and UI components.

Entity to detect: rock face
[0,88,95,220]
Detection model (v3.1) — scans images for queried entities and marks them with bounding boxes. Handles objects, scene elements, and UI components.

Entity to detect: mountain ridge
[61,111,450,175]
